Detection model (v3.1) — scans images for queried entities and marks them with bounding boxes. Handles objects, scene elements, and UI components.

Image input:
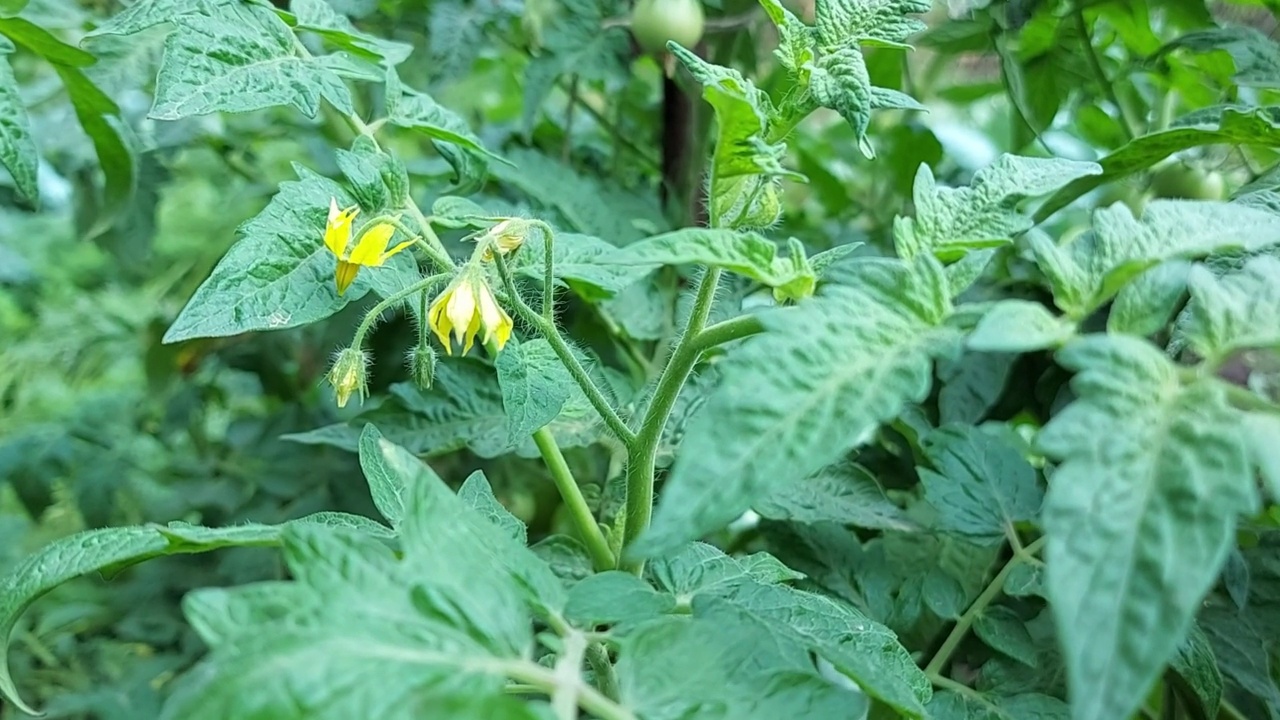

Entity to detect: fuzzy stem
[691,313,764,353]
[351,273,449,350]
[620,268,722,575]
[585,642,621,701]
[491,252,637,447]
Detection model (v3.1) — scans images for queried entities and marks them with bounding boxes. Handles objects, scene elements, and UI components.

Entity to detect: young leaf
[150,3,353,119]
[1178,256,1280,365]
[893,155,1101,260]
[0,51,35,202]
[919,423,1043,544]
[635,257,961,557]
[967,300,1077,353]
[279,0,412,66]
[1037,335,1258,720]
[610,228,814,293]
[974,606,1040,668]
[1031,200,1280,319]
[1107,260,1193,337]
[163,165,418,343]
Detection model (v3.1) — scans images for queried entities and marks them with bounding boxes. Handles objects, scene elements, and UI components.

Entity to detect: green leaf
[86,0,234,38]
[893,155,1102,260]
[495,338,575,442]
[0,17,95,66]
[755,462,918,531]
[385,68,499,191]
[458,470,527,545]
[611,228,815,294]
[163,165,418,343]
[1031,200,1280,319]
[1108,260,1192,337]
[150,3,353,120]
[938,351,1017,425]
[711,581,932,717]
[616,612,870,720]
[1167,622,1223,720]
[1245,413,1280,502]
[919,424,1043,544]
[809,45,875,157]
[635,257,960,557]
[0,53,35,202]
[974,606,1039,668]
[649,543,802,604]
[1161,26,1280,90]
[967,300,1077,354]
[357,424,409,528]
[1036,335,1257,720]
[511,230,652,301]
[1178,257,1280,364]
[565,571,675,627]
[279,0,412,65]
[1038,107,1280,220]
[520,0,629,135]
[813,0,929,48]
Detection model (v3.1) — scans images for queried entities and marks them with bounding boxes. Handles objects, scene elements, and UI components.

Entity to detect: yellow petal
[446,278,479,345]
[378,239,416,265]
[462,310,482,354]
[324,198,359,257]
[493,305,513,350]
[427,291,454,353]
[348,223,396,266]
[475,283,503,344]
[335,261,360,296]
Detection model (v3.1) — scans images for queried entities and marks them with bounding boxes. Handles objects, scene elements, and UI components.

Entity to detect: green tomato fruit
[631,0,705,55]
[1150,162,1227,200]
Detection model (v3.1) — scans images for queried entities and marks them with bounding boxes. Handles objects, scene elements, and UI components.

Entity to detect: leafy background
[1,0,1279,718]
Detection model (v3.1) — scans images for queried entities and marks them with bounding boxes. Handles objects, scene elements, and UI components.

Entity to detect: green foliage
[3,0,1280,719]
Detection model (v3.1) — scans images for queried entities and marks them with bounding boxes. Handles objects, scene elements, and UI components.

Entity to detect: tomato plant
[0,1,1278,719]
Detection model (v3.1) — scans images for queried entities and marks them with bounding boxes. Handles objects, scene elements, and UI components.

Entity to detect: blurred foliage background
[1,0,1278,715]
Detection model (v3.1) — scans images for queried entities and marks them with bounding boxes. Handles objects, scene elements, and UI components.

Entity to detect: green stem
[585,642,621,701]
[533,428,616,571]
[1220,700,1250,720]
[691,313,764,353]
[540,223,555,322]
[492,252,637,447]
[495,660,635,720]
[404,200,455,268]
[351,273,449,349]
[924,536,1047,678]
[552,630,588,720]
[620,268,723,574]
[1073,2,1138,141]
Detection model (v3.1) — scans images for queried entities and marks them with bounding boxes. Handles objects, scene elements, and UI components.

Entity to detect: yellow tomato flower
[427,269,513,354]
[323,198,413,296]
[480,219,528,261]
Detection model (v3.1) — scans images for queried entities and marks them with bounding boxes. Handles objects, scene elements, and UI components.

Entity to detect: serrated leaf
[710,581,931,717]
[1036,335,1257,720]
[86,0,234,37]
[335,135,392,214]
[0,53,35,202]
[1178,257,1280,364]
[974,606,1039,668]
[611,228,813,291]
[894,155,1102,260]
[150,3,353,120]
[458,470,527,545]
[813,0,929,49]
[565,571,675,627]
[1031,200,1280,319]
[1038,106,1280,220]
[755,462,917,531]
[1107,260,1192,337]
[649,543,801,603]
[385,68,498,191]
[163,165,418,342]
[809,45,875,156]
[919,423,1043,543]
[636,257,960,557]
[280,0,412,65]
[495,337,575,442]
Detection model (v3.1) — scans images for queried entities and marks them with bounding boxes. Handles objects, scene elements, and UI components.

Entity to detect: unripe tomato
[631,0,705,55]
[1150,162,1227,200]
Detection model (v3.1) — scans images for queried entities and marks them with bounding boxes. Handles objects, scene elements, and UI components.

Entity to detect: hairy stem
[691,313,764,353]
[620,268,723,574]
[533,428,616,571]
[351,273,449,350]
[491,251,637,447]
[924,536,1047,678]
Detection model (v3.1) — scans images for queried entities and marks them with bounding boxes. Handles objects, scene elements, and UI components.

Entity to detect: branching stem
[533,428,616,571]
[351,273,449,350]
